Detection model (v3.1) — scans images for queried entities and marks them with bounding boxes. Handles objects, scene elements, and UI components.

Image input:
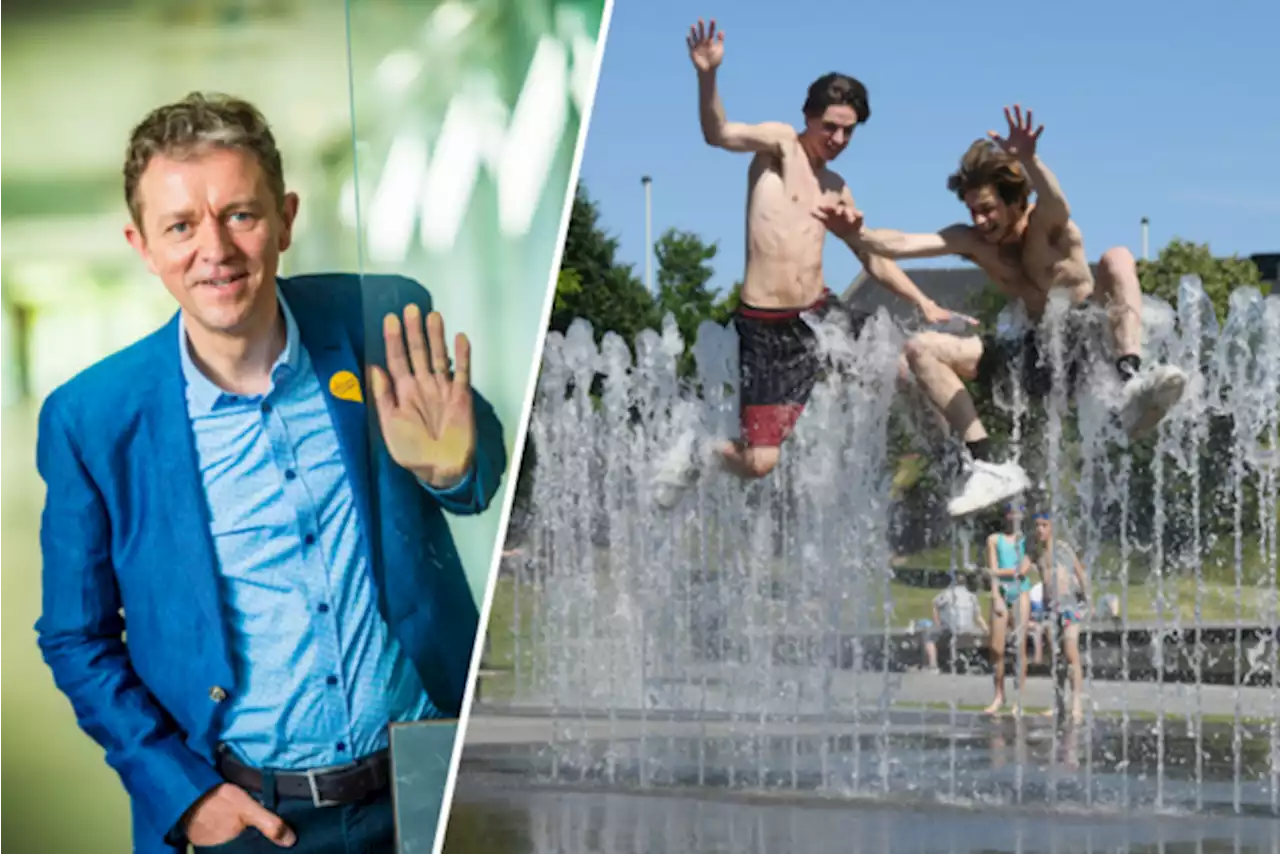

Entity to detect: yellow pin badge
[328,370,363,404]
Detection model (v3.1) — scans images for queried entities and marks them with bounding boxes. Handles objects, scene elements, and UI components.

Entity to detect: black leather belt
[217,748,391,808]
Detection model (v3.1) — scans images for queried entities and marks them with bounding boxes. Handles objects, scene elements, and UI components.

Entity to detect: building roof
[1249,253,1279,286]
[840,265,990,322]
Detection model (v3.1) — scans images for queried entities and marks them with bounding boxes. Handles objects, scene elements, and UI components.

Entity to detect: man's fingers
[403,304,431,379]
[242,800,296,848]
[427,312,451,376]
[452,332,471,389]
[382,313,412,381]
[368,366,397,419]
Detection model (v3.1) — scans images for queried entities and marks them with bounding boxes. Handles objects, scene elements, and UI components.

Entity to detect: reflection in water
[444,778,1280,854]
[463,713,1275,816]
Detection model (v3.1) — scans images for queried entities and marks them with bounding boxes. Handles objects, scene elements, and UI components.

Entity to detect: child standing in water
[983,503,1031,715]
[1032,511,1091,723]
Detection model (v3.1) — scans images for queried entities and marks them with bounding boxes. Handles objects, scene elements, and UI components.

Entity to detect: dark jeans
[190,783,394,854]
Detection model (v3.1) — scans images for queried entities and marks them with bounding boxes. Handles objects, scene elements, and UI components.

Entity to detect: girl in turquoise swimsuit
[983,503,1032,715]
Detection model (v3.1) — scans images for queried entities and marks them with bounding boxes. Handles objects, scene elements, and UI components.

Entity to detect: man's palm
[687,18,724,71]
[370,307,476,489]
[989,104,1043,160]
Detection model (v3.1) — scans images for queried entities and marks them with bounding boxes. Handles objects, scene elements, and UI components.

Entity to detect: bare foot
[981,699,1004,716]
[1010,704,1024,718]
[1041,707,1056,718]
[1071,707,1084,724]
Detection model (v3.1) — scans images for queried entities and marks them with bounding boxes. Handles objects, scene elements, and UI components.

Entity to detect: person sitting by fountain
[922,571,989,673]
[651,18,967,509]
[815,105,1188,518]
[1031,511,1091,723]
[983,503,1032,715]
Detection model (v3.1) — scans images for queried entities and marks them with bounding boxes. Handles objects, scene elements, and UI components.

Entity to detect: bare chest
[748,156,842,244]
[971,229,1090,308]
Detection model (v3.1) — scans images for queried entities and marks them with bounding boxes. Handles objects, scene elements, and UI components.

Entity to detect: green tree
[655,227,719,341]
[550,184,658,347]
[710,281,743,325]
[653,227,723,375]
[1138,239,1264,322]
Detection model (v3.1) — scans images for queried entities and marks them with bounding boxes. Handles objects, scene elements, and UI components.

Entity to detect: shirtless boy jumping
[818,106,1187,517]
[653,19,964,508]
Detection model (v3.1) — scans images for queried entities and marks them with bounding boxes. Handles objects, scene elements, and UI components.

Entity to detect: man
[918,571,988,673]
[1031,512,1090,723]
[651,19,969,509]
[818,106,1187,517]
[35,93,507,853]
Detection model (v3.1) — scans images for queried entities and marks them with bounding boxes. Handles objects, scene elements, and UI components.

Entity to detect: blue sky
[578,0,1280,297]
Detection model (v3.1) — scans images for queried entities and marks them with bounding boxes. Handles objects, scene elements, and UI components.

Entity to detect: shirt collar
[179,285,302,414]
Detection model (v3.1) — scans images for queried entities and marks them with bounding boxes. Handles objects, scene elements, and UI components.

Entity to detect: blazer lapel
[290,299,377,563]
[149,315,233,681]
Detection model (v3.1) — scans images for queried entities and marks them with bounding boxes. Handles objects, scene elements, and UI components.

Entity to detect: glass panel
[1,3,356,851]
[342,0,606,594]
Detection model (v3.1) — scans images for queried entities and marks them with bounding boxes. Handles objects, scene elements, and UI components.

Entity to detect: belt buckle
[304,763,346,808]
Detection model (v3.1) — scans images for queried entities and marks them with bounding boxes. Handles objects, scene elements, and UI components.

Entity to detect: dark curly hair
[803,73,870,124]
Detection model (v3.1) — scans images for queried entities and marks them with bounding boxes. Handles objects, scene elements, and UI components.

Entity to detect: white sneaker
[651,430,700,509]
[1117,364,1188,439]
[948,459,1031,518]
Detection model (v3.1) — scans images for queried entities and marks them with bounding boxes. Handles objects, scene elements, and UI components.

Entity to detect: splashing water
[487,278,1280,817]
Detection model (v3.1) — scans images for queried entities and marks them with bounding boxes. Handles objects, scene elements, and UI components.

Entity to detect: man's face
[125,146,298,339]
[803,105,858,163]
[963,185,1020,244]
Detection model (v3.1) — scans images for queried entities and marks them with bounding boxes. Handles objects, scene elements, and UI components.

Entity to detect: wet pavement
[443,774,1280,853]
[441,709,1280,852]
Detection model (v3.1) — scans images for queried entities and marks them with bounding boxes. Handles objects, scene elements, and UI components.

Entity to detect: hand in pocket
[185,784,296,848]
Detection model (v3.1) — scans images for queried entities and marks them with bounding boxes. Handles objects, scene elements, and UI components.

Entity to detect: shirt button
[336,742,346,752]
[326,675,338,686]
[285,470,297,481]
[209,686,227,702]
[261,401,272,414]
[304,534,316,546]
[318,603,330,613]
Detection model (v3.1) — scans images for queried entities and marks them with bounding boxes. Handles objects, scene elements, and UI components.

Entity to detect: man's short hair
[803,73,870,124]
[946,139,1031,208]
[124,92,286,228]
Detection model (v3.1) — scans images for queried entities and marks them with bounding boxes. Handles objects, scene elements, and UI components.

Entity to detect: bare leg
[903,332,988,442]
[713,440,779,480]
[983,598,1009,715]
[1094,247,1143,360]
[1095,246,1189,437]
[905,332,1031,517]
[1010,591,1031,715]
[1031,620,1044,665]
[1063,622,1084,723]
[652,434,779,508]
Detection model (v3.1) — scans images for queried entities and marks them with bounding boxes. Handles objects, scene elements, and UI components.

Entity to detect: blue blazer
[34,274,506,853]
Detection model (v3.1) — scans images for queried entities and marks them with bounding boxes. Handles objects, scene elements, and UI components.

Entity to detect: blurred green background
[1,0,602,850]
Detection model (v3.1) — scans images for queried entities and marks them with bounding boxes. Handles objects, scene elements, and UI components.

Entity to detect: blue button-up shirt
[180,290,455,770]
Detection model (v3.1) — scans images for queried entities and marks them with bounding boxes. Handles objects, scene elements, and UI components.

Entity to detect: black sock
[1116,354,1141,382]
[967,438,992,462]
